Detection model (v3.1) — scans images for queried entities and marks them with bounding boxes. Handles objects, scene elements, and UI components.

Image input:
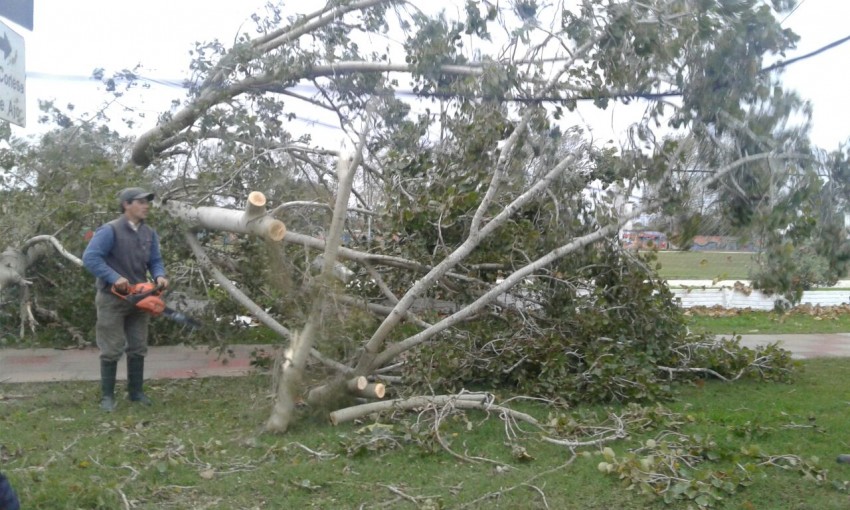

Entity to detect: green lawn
[3,361,850,509]
[688,308,850,335]
[654,250,757,280]
[657,249,850,335]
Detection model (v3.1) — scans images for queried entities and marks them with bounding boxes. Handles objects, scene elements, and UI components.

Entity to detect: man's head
[118,187,155,221]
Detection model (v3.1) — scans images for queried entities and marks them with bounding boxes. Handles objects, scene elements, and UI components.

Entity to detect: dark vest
[101,217,154,288]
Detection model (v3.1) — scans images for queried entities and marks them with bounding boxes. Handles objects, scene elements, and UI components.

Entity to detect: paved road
[1,335,849,384]
[0,344,273,384]
[735,334,850,359]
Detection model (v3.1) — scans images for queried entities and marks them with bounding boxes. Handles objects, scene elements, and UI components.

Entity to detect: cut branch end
[267,220,287,241]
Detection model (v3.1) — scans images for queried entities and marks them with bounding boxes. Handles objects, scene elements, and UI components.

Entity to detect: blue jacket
[0,472,19,510]
[82,216,166,289]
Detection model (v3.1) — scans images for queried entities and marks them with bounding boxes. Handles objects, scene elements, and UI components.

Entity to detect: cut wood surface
[163,192,286,241]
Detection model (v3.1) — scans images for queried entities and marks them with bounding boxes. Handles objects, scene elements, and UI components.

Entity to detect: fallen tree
[0,236,84,337]
[4,1,841,432]
[121,0,826,432]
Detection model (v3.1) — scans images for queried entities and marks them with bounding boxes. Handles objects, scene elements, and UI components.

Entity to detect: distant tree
[0,116,143,342]
[748,143,850,303]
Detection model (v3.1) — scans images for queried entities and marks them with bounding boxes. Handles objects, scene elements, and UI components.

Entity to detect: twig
[522,483,549,510]
[429,403,504,467]
[657,365,730,381]
[118,488,131,510]
[541,414,628,448]
[459,456,576,508]
[289,442,338,461]
[370,496,402,508]
[120,464,141,481]
[0,393,31,401]
[377,484,422,504]
[780,423,819,430]
[62,437,80,452]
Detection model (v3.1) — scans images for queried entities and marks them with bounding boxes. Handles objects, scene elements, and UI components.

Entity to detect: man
[82,187,169,411]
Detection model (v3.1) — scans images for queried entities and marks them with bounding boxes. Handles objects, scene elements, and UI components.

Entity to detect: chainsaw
[111,282,201,329]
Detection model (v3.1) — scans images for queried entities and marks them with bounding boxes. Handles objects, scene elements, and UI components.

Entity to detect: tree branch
[21,235,83,267]
[183,231,292,340]
[355,148,586,372]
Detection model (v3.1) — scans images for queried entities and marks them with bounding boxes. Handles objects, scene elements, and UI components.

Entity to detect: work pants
[95,290,149,362]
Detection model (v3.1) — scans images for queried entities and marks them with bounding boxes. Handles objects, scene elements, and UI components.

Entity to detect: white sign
[0,20,25,127]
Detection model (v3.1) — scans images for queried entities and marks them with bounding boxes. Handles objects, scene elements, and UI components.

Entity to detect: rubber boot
[127,355,152,405]
[100,360,118,412]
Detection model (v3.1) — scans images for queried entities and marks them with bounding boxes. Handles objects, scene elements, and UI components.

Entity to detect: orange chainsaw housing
[134,295,166,316]
[111,282,166,316]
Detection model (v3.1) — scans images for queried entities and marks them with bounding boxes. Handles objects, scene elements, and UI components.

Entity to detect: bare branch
[329,394,541,426]
[183,231,292,340]
[21,235,83,267]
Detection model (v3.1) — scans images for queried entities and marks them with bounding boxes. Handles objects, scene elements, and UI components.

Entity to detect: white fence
[671,287,850,310]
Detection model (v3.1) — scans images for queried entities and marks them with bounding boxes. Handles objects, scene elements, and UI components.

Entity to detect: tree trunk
[266,142,361,433]
[0,248,29,290]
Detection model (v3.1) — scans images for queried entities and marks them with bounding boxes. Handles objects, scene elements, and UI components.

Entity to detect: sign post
[0,0,33,31]
[0,20,25,127]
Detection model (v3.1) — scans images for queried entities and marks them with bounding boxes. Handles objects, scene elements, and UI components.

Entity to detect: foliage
[597,432,827,508]
[404,248,795,404]
[745,144,850,303]
[655,102,850,304]
[0,120,142,342]
[675,336,796,383]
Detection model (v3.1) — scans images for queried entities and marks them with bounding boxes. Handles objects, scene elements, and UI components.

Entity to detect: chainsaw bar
[112,283,202,330]
[161,307,202,330]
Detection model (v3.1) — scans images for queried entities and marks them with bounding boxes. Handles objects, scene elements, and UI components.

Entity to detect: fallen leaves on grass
[686,304,850,320]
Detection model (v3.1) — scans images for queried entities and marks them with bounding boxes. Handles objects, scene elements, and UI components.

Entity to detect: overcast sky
[4,0,849,151]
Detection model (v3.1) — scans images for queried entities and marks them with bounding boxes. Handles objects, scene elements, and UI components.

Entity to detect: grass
[3,249,850,507]
[653,251,758,280]
[687,307,850,335]
[649,249,850,335]
[4,363,850,509]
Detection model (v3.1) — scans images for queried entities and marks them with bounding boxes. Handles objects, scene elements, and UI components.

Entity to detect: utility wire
[780,0,807,25]
[24,30,850,113]
[760,33,850,73]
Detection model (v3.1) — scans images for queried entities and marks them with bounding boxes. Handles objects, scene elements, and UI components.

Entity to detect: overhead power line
[780,0,807,25]
[759,33,850,73]
[25,31,850,109]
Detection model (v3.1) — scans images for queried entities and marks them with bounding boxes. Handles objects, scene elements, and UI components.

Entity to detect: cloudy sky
[4,0,849,150]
